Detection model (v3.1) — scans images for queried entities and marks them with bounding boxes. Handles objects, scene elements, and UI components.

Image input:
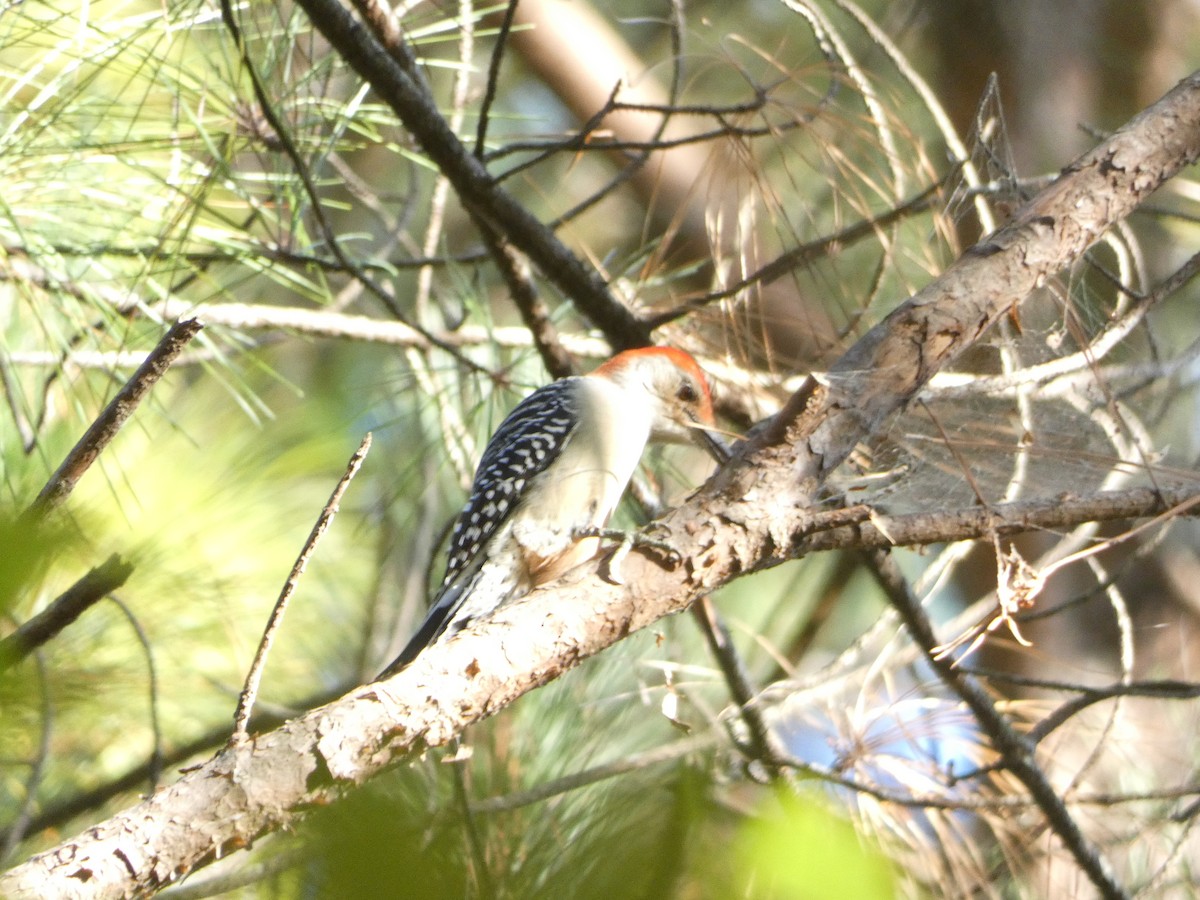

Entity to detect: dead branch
[0,556,135,674]
[29,319,203,515]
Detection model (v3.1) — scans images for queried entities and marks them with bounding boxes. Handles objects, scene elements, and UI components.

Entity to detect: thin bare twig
[689,598,780,776]
[230,434,373,742]
[474,0,519,158]
[1021,678,1200,745]
[29,318,203,514]
[484,115,795,169]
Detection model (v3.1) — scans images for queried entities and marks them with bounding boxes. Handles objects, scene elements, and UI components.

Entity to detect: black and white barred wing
[377,377,583,676]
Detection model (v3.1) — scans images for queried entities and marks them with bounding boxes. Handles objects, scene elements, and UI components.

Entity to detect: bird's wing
[441,376,583,583]
[376,378,583,677]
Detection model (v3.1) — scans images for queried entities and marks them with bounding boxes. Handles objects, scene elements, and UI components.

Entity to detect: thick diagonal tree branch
[294,0,650,351]
[4,70,1199,900]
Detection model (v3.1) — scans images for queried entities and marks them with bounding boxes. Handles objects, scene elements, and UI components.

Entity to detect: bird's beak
[697,429,731,464]
[684,419,732,464]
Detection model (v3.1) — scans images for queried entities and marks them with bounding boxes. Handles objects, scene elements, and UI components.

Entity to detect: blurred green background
[2,0,1198,896]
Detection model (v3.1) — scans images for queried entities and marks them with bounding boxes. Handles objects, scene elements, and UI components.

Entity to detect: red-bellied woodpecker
[378,346,723,677]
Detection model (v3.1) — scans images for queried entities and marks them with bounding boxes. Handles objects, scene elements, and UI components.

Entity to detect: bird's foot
[574,525,682,585]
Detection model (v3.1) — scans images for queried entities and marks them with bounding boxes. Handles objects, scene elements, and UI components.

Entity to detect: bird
[377,346,723,678]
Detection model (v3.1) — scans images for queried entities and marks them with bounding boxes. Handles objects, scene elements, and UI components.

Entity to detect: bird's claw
[575,526,682,585]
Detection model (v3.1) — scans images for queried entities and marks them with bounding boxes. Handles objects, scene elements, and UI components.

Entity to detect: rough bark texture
[4,64,1199,900]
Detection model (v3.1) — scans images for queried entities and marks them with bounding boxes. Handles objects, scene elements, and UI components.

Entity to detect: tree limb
[29,319,203,515]
[0,556,134,674]
[295,0,650,350]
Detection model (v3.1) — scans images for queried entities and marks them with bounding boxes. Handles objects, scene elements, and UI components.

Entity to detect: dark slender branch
[295,0,649,350]
[530,86,665,229]
[943,674,1200,784]
[0,555,135,673]
[485,117,799,168]
[864,549,1128,900]
[474,0,519,159]
[519,0,690,251]
[29,318,203,514]
[965,669,1200,699]
[689,597,780,777]
[479,229,577,379]
[1028,680,1200,744]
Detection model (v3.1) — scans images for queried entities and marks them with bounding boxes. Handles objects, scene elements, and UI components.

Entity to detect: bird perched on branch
[378,346,724,677]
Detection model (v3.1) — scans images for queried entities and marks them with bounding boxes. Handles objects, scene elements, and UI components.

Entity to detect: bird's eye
[676,381,699,404]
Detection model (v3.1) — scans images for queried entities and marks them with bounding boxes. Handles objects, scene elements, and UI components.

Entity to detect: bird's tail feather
[375,554,512,679]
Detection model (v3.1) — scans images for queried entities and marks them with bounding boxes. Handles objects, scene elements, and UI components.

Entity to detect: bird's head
[593,347,727,462]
